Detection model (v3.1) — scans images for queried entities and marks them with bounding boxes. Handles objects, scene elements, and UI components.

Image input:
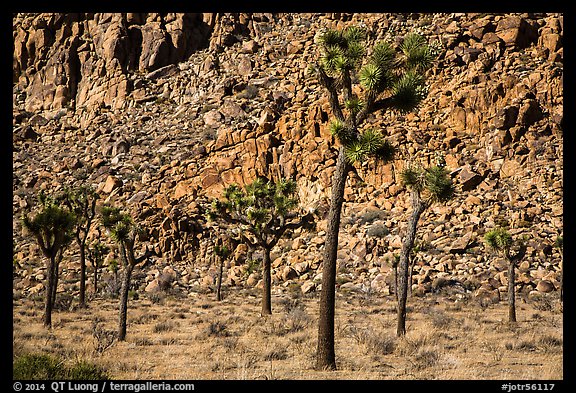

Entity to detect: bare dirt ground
[12,286,563,380]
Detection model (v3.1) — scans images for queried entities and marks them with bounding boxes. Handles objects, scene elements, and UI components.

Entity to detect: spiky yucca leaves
[391,71,428,113]
[400,33,436,72]
[424,166,455,203]
[211,178,301,238]
[484,227,513,252]
[359,63,384,92]
[317,26,366,76]
[22,205,76,256]
[100,206,134,243]
[329,119,356,145]
[345,96,364,116]
[344,129,389,164]
[311,27,436,155]
[214,244,231,258]
[401,163,455,204]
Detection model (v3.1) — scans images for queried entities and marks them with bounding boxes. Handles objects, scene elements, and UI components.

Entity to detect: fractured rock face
[12,12,563,300]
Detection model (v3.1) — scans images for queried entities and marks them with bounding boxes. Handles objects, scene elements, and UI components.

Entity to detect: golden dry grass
[12,287,563,380]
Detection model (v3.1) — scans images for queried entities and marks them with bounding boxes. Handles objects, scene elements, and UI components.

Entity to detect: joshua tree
[213,237,232,301]
[555,235,563,302]
[397,162,455,336]
[86,240,110,295]
[484,227,527,323]
[100,205,154,340]
[22,192,76,328]
[308,26,437,369]
[60,185,99,307]
[208,177,314,315]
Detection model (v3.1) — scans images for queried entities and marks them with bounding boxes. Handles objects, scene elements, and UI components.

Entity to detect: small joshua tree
[208,177,314,315]
[100,205,154,340]
[308,25,438,369]
[86,240,110,295]
[213,237,232,302]
[555,235,563,302]
[22,192,76,328]
[397,162,455,336]
[60,185,99,307]
[484,227,527,323]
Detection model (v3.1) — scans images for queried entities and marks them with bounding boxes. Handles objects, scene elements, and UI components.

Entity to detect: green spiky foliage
[401,163,455,205]
[311,25,438,370]
[22,192,76,328]
[210,178,307,241]
[310,28,435,163]
[208,177,314,315]
[484,227,513,252]
[100,205,153,341]
[59,185,99,306]
[312,27,435,140]
[400,33,437,72]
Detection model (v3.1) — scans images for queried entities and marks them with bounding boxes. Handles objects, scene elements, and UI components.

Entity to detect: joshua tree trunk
[51,249,64,306]
[93,265,99,295]
[216,255,224,302]
[507,255,517,323]
[316,147,350,370]
[78,238,87,306]
[43,255,57,328]
[397,191,427,337]
[261,248,272,316]
[118,263,134,341]
[506,243,526,323]
[560,255,563,302]
[394,264,399,302]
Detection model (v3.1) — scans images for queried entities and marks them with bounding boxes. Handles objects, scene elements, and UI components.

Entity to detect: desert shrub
[429,309,454,328]
[206,321,229,337]
[348,326,396,356]
[531,294,555,311]
[153,320,178,333]
[13,353,108,380]
[264,346,289,361]
[66,361,109,380]
[413,348,440,370]
[282,306,311,333]
[366,222,389,238]
[539,335,563,351]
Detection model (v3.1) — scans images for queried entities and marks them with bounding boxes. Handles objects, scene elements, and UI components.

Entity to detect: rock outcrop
[13,12,563,302]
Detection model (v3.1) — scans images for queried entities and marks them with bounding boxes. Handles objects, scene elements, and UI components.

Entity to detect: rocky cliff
[13,13,563,302]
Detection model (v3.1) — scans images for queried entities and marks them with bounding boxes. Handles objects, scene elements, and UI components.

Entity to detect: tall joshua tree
[308,26,437,369]
[60,185,99,307]
[100,205,154,340]
[397,162,455,336]
[22,192,76,328]
[484,227,527,323]
[208,177,314,315]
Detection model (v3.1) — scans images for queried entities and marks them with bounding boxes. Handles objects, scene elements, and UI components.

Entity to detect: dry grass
[12,288,563,380]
